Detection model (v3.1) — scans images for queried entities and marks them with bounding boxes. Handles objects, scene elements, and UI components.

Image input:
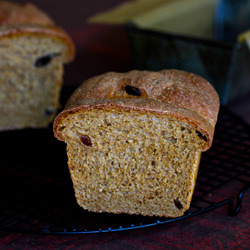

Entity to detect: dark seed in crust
[80,135,92,147]
[174,198,183,209]
[45,108,54,116]
[124,85,141,96]
[35,53,60,67]
[196,131,208,141]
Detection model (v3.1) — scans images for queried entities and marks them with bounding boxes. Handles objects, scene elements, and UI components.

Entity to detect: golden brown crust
[0,2,54,26]
[0,1,74,62]
[53,69,220,151]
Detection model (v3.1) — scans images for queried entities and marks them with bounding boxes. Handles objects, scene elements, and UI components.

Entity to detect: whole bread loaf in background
[0,1,74,130]
[54,69,220,218]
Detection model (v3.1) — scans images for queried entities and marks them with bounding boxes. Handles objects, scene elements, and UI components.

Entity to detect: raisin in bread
[53,69,220,218]
[0,1,74,130]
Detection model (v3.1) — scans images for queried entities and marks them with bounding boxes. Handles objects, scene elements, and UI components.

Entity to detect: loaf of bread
[53,69,220,218]
[0,1,74,130]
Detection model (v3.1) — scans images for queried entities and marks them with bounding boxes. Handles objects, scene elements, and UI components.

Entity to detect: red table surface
[0,1,249,249]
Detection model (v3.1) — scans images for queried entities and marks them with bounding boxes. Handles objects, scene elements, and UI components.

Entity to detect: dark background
[0,1,249,249]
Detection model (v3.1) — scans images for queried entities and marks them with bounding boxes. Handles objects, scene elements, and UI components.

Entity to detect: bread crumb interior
[59,109,205,217]
[0,35,67,129]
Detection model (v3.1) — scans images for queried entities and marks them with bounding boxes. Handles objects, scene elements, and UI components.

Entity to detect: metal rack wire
[0,107,249,234]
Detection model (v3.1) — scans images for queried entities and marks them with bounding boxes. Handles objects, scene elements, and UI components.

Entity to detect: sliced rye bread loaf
[0,1,74,130]
[53,69,220,218]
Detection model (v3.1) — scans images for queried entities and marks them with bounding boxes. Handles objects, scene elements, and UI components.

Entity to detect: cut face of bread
[0,35,69,130]
[0,1,74,130]
[57,108,206,217]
